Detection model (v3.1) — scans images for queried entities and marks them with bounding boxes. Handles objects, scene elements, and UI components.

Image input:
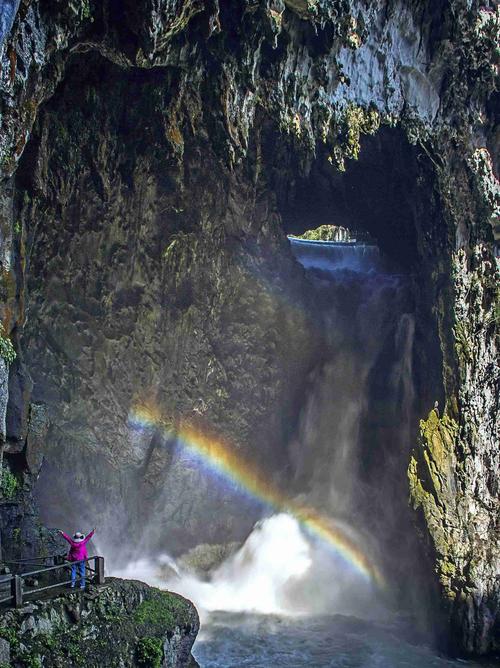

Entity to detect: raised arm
[83,528,95,544]
[58,530,72,544]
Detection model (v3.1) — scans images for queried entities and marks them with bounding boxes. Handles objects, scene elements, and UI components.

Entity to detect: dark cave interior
[9,56,446,596]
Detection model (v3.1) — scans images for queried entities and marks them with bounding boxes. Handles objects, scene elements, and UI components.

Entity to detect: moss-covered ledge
[0,578,199,668]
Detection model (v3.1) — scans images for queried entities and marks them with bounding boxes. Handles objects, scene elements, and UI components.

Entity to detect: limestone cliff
[0,0,498,657]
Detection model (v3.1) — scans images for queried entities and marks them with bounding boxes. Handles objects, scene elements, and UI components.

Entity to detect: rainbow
[129,403,384,588]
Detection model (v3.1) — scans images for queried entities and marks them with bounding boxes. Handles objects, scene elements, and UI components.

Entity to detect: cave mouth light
[288,224,378,246]
[288,224,381,273]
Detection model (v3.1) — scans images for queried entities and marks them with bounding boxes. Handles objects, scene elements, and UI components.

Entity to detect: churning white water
[170,514,311,615]
[112,513,377,619]
[111,514,494,667]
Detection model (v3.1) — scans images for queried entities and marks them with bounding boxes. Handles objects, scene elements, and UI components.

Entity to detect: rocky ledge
[0,578,199,668]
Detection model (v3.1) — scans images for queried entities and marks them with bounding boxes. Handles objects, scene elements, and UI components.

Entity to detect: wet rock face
[409,242,499,656]
[19,55,318,555]
[0,0,498,656]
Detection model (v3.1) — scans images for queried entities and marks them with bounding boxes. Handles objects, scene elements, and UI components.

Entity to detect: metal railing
[1,554,60,574]
[0,556,105,607]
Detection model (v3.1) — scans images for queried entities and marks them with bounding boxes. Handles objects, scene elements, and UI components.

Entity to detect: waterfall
[288,237,417,579]
[115,237,419,624]
[288,237,382,273]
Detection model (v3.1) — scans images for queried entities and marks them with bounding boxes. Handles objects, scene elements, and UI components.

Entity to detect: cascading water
[288,238,383,273]
[288,238,417,552]
[286,237,431,620]
[112,238,494,666]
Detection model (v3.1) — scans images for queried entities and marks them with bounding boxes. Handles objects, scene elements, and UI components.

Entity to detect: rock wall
[17,52,319,555]
[0,578,199,667]
[0,0,498,656]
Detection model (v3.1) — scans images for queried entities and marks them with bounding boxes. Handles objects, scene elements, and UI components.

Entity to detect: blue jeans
[71,562,86,589]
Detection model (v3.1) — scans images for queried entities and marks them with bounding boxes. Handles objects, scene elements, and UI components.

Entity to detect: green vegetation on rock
[0,580,198,668]
[134,590,192,630]
[18,653,42,668]
[68,0,92,21]
[291,224,350,242]
[408,408,459,514]
[0,465,19,500]
[408,408,463,597]
[136,637,164,668]
[0,626,20,650]
[0,324,16,364]
[329,104,381,171]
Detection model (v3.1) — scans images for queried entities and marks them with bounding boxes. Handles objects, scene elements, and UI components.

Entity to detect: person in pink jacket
[58,528,96,589]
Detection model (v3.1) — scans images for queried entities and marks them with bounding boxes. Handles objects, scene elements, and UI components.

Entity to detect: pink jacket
[61,530,95,562]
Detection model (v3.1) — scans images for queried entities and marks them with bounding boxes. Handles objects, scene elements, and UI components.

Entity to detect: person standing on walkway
[58,528,96,589]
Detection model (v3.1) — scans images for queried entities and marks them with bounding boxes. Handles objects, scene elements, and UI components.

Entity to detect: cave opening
[10,51,449,624]
[266,125,429,272]
[256,122,449,613]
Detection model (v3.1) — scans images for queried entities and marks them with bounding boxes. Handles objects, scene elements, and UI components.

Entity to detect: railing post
[11,575,22,607]
[95,556,105,585]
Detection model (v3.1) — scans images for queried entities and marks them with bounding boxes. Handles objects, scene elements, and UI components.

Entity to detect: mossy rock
[178,542,240,574]
[0,578,199,668]
[292,224,350,242]
[134,590,193,631]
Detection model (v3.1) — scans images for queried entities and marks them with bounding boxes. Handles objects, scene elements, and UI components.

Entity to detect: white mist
[111,513,379,621]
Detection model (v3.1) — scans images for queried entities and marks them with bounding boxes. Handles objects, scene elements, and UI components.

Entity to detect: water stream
[194,613,487,668]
